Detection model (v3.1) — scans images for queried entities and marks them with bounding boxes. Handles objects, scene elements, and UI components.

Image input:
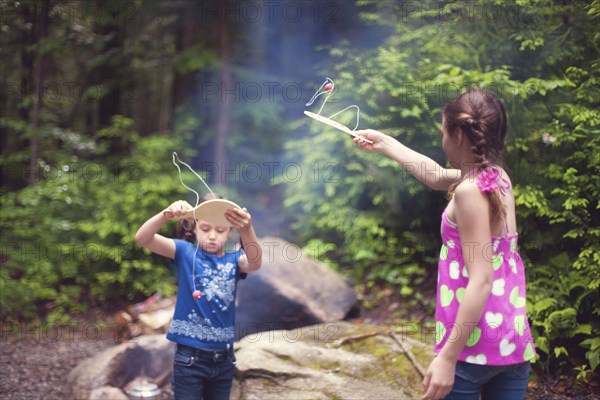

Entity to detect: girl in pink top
[354,89,535,400]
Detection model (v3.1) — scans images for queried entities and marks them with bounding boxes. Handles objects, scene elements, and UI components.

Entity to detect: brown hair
[443,89,508,221]
[176,193,224,243]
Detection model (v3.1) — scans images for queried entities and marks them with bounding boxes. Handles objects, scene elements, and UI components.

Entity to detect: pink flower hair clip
[475,166,510,195]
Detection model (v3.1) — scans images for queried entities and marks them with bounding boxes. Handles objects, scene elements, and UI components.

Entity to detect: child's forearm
[379,135,461,190]
[239,226,262,270]
[135,212,169,246]
[438,278,492,362]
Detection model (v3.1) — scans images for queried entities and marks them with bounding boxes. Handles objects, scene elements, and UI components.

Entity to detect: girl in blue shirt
[135,194,262,399]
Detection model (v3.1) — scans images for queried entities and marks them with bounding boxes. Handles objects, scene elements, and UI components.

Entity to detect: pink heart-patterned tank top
[435,208,537,366]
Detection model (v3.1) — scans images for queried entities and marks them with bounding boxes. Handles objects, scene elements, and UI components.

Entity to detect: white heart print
[509,258,517,274]
[466,354,487,365]
[485,311,504,328]
[500,339,517,356]
[449,261,460,280]
[492,279,506,296]
[493,239,500,253]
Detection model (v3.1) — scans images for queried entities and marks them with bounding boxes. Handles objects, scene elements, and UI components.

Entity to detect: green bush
[281,0,600,375]
[0,117,192,323]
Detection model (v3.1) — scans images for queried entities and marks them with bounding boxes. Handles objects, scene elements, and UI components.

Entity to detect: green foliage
[1,0,598,383]
[0,117,186,322]
[175,46,220,74]
[281,0,600,375]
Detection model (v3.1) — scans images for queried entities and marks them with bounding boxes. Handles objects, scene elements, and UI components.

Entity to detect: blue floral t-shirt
[167,239,245,350]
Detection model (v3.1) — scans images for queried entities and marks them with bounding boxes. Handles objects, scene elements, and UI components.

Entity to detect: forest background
[1,0,598,388]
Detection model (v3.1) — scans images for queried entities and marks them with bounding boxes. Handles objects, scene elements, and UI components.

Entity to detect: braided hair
[444,89,508,221]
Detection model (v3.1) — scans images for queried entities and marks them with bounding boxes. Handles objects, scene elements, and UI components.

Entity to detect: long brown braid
[444,90,508,222]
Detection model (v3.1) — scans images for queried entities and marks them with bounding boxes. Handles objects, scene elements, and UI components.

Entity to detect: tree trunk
[89,3,124,135]
[171,4,197,118]
[28,0,50,185]
[214,0,232,183]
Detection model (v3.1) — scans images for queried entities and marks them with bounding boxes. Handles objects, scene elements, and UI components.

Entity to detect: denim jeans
[172,344,236,400]
[445,361,530,400]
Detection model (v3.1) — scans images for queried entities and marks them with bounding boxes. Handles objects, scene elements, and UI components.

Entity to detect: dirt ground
[1,303,598,400]
[0,315,117,399]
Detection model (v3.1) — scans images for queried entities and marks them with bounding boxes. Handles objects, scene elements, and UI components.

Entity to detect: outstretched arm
[135,200,192,259]
[225,208,262,273]
[354,129,461,191]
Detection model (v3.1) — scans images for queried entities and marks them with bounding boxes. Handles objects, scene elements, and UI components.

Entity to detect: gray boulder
[67,321,433,399]
[231,321,433,399]
[236,237,358,338]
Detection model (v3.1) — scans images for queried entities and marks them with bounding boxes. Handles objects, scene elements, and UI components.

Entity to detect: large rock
[67,322,433,400]
[235,237,358,338]
[114,296,176,342]
[232,321,434,399]
[66,335,174,399]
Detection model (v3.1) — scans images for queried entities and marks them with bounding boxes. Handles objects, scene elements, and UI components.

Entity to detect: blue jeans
[446,361,530,400]
[172,344,236,400]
